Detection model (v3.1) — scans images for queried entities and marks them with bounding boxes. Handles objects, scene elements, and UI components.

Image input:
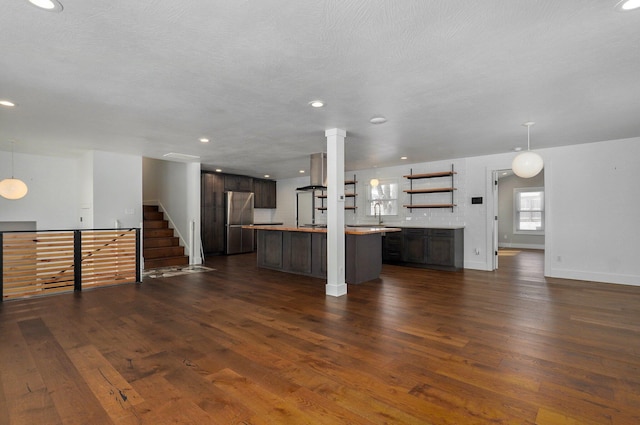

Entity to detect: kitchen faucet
[374,202,383,225]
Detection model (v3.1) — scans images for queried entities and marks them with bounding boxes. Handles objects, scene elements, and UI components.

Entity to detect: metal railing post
[135,228,141,283]
[0,233,4,302]
[74,230,82,291]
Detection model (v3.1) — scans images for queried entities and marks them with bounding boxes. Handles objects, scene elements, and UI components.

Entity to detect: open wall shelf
[403,165,456,211]
[317,174,357,212]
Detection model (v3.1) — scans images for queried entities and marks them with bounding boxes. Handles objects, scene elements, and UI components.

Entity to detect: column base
[325,282,347,297]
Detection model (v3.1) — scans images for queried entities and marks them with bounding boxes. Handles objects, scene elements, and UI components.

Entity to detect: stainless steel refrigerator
[225,191,254,254]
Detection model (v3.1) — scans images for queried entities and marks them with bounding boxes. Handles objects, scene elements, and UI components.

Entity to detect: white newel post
[325,128,347,297]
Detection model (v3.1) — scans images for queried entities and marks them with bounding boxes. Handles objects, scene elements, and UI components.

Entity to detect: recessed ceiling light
[215,169,222,172]
[299,170,305,173]
[199,138,210,143]
[400,156,407,160]
[513,147,523,152]
[370,116,387,124]
[27,0,63,12]
[616,0,640,11]
[0,100,16,107]
[309,100,324,108]
[264,174,270,178]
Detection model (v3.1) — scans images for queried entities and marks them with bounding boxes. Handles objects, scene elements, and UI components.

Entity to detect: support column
[325,128,347,297]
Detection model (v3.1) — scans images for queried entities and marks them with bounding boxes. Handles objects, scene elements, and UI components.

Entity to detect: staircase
[143,205,189,269]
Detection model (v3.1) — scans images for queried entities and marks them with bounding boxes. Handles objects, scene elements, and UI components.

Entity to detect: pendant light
[512,121,544,178]
[0,143,28,200]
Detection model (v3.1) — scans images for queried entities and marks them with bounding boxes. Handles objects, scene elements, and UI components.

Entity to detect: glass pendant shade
[0,178,28,200]
[512,151,544,178]
[512,121,543,178]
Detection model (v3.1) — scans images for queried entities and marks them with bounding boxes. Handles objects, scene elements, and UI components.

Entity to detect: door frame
[486,162,551,275]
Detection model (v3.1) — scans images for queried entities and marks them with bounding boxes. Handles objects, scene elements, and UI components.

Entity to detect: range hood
[296,152,327,191]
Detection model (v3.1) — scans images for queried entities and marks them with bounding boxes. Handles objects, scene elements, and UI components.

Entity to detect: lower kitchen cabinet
[426,228,462,269]
[257,229,284,269]
[382,231,403,262]
[256,230,385,284]
[402,228,428,263]
[257,231,320,277]
[383,227,463,271]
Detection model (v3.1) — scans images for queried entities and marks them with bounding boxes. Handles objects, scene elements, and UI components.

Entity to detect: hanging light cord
[527,125,531,151]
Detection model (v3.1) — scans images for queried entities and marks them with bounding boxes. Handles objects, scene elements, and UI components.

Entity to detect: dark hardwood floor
[1,250,639,424]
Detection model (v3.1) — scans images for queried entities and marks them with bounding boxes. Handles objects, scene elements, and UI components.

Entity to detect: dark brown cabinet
[402,228,428,263]
[203,172,278,255]
[201,172,225,254]
[256,230,383,284]
[224,174,253,192]
[426,229,459,268]
[254,178,277,209]
[382,227,464,271]
[382,231,403,262]
[257,229,283,268]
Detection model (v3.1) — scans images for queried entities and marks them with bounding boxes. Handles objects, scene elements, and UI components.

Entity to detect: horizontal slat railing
[1,228,141,301]
[81,230,138,289]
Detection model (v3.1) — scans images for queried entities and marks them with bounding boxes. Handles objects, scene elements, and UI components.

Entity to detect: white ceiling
[1,0,639,179]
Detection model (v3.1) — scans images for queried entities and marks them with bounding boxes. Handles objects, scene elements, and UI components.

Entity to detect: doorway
[492,168,545,271]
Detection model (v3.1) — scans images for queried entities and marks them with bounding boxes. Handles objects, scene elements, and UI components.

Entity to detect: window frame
[513,187,544,235]
[367,178,399,217]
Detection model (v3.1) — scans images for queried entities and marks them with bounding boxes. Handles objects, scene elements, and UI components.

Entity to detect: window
[368,179,398,216]
[514,187,544,234]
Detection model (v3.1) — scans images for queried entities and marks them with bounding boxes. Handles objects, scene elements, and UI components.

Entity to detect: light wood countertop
[245,225,402,235]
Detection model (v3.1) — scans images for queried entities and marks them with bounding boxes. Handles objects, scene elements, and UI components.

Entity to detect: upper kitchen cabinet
[224,174,254,192]
[254,178,277,209]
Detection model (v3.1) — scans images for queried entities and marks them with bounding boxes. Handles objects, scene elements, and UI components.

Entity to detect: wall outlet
[474,248,480,255]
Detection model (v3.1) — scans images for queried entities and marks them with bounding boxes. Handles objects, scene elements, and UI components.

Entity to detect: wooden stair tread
[144,256,189,269]
[142,206,188,269]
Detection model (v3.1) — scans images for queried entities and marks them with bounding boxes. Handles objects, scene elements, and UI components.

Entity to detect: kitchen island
[247,225,401,284]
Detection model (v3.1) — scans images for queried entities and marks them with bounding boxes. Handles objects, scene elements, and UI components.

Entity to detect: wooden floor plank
[65,345,144,424]
[1,249,640,424]
[0,322,63,425]
[17,318,114,425]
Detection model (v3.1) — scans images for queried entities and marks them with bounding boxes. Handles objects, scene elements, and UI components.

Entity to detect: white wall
[274,176,309,226]
[275,137,640,286]
[78,152,94,228]
[142,158,201,263]
[0,150,144,232]
[543,138,640,285]
[0,151,80,229]
[92,151,142,229]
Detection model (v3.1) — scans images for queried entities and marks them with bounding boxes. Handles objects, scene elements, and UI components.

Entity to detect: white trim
[546,267,640,287]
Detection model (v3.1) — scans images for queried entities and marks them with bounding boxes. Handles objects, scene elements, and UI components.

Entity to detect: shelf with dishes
[403,165,457,211]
